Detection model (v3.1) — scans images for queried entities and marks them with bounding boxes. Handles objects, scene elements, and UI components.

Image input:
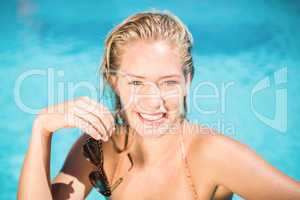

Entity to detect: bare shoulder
[183,122,238,199]
[184,121,248,165]
[185,122,272,176]
[184,121,300,199]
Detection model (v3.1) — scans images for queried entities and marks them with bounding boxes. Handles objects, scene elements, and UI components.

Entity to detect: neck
[129,119,187,169]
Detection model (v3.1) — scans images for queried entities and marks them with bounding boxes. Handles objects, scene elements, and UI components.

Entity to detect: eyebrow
[123,72,181,80]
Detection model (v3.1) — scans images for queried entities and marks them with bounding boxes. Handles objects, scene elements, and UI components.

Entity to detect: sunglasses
[82,136,133,197]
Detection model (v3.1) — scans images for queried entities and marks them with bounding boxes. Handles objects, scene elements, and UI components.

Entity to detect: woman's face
[115,40,190,137]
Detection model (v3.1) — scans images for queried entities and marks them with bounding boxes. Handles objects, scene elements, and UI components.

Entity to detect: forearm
[18,121,53,200]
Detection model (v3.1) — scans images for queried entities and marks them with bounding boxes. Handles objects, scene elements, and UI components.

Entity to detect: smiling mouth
[136,112,167,126]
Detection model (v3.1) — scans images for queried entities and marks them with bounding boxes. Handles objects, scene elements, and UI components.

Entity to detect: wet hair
[99,10,194,126]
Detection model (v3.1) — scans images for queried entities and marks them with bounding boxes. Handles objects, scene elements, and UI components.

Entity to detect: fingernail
[96,134,101,140]
[111,126,116,132]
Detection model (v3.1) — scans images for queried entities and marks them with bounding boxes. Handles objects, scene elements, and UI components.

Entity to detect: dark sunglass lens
[83,138,102,166]
[89,171,111,197]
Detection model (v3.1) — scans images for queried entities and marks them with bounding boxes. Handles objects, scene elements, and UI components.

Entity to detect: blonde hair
[100,10,194,124]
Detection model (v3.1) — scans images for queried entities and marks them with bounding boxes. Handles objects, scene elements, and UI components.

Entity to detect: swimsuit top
[110,130,200,200]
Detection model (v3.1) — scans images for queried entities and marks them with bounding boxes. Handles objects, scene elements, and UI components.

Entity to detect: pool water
[1,1,300,200]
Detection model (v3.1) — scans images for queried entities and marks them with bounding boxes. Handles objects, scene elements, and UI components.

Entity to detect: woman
[18,10,300,200]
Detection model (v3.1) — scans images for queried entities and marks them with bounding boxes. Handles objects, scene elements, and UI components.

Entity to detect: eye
[128,80,143,86]
[159,80,180,90]
[163,80,179,86]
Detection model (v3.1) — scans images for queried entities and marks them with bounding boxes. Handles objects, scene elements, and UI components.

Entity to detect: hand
[34,96,115,141]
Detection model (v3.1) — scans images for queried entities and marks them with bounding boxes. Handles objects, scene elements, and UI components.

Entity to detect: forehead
[119,40,183,79]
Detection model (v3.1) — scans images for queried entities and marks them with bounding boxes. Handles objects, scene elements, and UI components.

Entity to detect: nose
[134,82,166,113]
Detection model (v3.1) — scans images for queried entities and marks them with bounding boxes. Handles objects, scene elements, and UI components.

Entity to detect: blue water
[1,1,300,200]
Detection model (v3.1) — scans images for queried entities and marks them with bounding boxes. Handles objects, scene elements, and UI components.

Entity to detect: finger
[78,96,115,126]
[73,107,109,140]
[73,114,108,141]
[74,108,107,136]
[75,97,115,133]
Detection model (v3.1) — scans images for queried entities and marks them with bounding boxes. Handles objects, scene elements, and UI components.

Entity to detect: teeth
[139,113,164,121]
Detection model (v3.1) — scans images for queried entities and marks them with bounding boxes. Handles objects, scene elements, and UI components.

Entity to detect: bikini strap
[179,132,200,200]
[110,148,125,184]
[110,127,135,184]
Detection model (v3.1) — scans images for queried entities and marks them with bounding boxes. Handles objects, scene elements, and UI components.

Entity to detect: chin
[135,126,169,137]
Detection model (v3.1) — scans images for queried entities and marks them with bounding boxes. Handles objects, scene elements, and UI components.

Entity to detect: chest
[110,161,215,200]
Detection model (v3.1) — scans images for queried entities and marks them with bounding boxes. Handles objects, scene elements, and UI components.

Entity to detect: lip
[136,112,166,126]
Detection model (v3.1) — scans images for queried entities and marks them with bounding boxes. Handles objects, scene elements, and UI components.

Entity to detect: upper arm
[51,134,97,200]
[208,135,300,200]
